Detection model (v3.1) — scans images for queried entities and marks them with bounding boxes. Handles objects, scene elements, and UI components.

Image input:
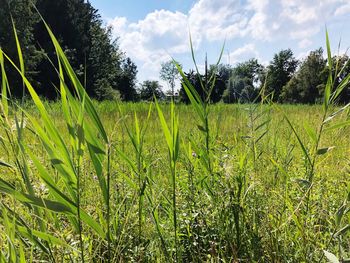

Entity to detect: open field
[1,22,350,262]
[1,99,350,262]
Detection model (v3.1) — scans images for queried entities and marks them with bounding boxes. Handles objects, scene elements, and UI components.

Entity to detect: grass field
[1,24,350,262]
[1,100,350,262]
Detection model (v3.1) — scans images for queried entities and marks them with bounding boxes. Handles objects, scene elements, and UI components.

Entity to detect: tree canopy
[160,60,181,97]
[222,59,264,103]
[185,50,349,105]
[139,80,164,101]
[264,49,299,101]
[281,48,327,103]
[0,0,138,100]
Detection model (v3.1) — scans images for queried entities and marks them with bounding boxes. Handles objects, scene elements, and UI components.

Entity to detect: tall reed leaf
[0,49,9,118]
[43,20,108,144]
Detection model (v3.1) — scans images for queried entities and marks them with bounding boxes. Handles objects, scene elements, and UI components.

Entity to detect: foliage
[264,49,299,101]
[117,57,138,101]
[2,10,350,263]
[139,80,164,101]
[222,59,264,103]
[1,31,350,259]
[86,17,124,100]
[328,54,350,103]
[179,69,226,103]
[0,0,137,100]
[281,48,328,103]
[0,0,42,96]
[159,60,181,97]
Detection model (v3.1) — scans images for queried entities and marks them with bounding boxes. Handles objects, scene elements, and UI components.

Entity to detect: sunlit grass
[0,20,350,262]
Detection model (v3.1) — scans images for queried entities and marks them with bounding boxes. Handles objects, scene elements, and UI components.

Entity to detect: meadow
[1,24,350,262]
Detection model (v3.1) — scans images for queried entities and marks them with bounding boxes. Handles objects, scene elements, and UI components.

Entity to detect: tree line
[176,48,350,104]
[0,0,138,101]
[1,0,349,104]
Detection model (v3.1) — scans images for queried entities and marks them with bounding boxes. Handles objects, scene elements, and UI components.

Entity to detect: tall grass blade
[155,100,173,154]
[284,114,312,167]
[43,20,108,143]
[326,29,333,83]
[0,49,9,118]
[11,16,25,91]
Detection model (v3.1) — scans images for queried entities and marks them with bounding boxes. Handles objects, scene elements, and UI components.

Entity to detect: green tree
[179,69,226,103]
[34,0,129,99]
[328,54,350,103]
[139,80,164,101]
[281,48,327,103]
[0,0,42,97]
[223,77,258,103]
[0,0,136,100]
[159,60,181,97]
[264,49,299,101]
[223,59,264,103]
[117,57,138,101]
[87,21,124,100]
[208,64,227,102]
[216,64,232,84]
[33,0,95,98]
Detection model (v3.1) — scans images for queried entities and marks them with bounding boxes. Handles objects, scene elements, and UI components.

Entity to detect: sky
[89,0,350,91]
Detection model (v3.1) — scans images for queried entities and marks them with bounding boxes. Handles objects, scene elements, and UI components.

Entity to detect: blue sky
[90,0,350,91]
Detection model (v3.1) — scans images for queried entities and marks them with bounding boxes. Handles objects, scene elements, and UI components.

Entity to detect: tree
[179,70,199,103]
[264,49,299,101]
[139,80,164,101]
[216,64,232,84]
[223,59,264,103]
[0,0,42,97]
[179,66,227,104]
[33,0,96,98]
[0,0,137,100]
[223,77,258,103]
[281,48,327,103]
[328,54,350,103]
[87,20,124,100]
[117,57,138,101]
[159,60,181,97]
[34,0,129,99]
[208,64,227,102]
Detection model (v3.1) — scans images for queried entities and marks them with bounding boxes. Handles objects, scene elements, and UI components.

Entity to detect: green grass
[1,24,350,262]
[1,101,350,262]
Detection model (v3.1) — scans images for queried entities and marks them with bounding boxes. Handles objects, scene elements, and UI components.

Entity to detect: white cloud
[290,27,321,40]
[228,44,259,64]
[298,39,313,48]
[247,0,269,11]
[244,0,345,42]
[121,10,189,56]
[108,17,127,36]
[281,0,318,24]
[335,2,350,15]
[244,0,271,40]
[106,0,348,83]
[188,0,248,41]
[108,9,190,83]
